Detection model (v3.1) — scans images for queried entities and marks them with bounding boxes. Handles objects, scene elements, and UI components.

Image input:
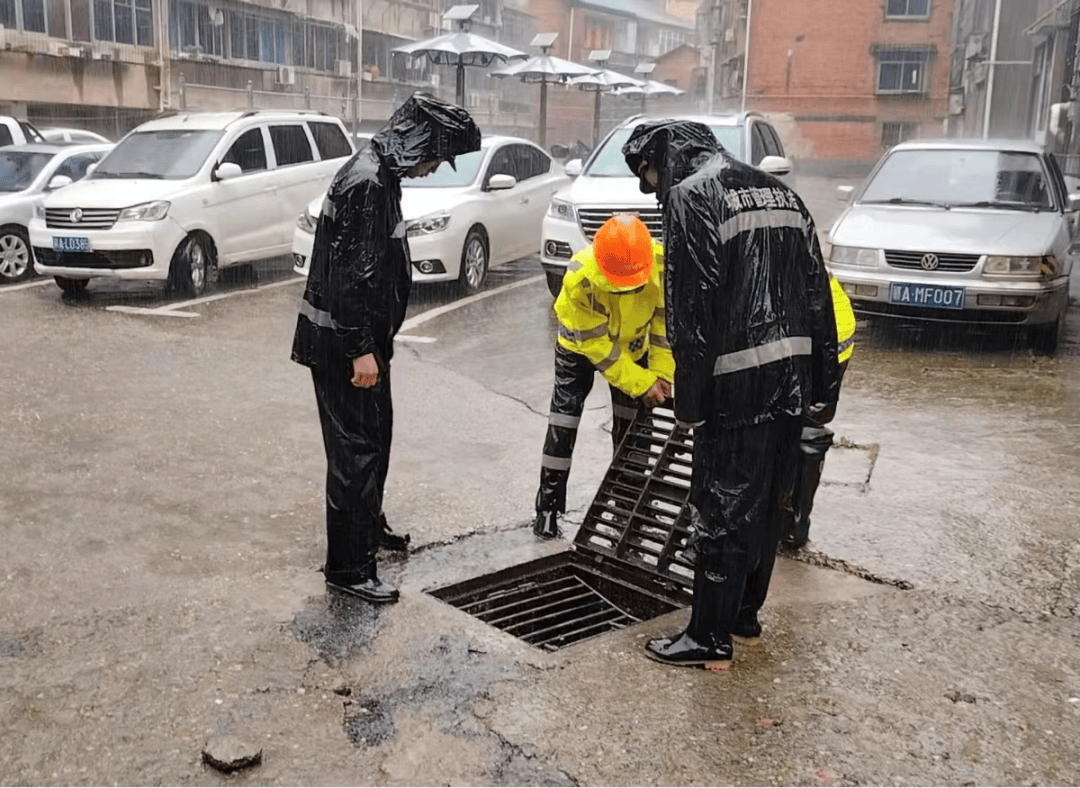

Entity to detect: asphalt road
[1,180,1078,785]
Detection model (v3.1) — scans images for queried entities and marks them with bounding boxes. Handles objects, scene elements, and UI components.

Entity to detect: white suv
[30,110,354,296]
[540,112,794,296]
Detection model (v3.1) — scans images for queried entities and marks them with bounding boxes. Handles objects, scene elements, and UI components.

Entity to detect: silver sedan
[827,139,1077,350]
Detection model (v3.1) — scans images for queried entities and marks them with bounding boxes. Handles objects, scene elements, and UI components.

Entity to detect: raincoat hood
[370,92,481,178]
[621,120,720,203]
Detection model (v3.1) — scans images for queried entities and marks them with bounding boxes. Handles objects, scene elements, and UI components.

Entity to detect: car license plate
[889,282,965,310]
[52,236,92,253]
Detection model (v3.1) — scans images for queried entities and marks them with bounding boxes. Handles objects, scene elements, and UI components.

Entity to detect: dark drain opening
[429,406,695,651]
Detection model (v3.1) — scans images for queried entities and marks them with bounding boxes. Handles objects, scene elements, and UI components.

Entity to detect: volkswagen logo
[920,253,940,270]
[69,208,83,224]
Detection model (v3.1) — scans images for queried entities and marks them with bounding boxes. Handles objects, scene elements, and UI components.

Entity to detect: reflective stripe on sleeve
[559,323,609,343]
[717,208,808,245]
[596,344,621,372]
[547,412,581,429]
[713,337,812,375]
[298,298,336,329]
[649,333,671,349]
[567,258,583,272]
[587,294,609,316]
[653,306,666,322]
[541,454,573,471]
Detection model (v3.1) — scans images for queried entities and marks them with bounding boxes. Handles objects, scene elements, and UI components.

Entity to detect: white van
[30,110,354,296]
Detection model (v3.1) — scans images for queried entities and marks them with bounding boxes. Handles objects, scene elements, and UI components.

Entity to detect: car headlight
[118,200,170,221]
[406,211,451,237]
[830,245,880,267]
[983,255,1054,278]
[297,207,318,234]
[547,198,578,223]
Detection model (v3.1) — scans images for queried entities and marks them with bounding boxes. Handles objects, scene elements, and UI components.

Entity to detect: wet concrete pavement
[1,177,1079,785]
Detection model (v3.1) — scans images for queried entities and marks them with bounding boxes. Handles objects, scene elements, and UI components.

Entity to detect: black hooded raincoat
[623,121,840,630]
[291,93,480,585]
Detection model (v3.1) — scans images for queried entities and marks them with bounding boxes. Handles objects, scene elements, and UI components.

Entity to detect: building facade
[702,0,955,165]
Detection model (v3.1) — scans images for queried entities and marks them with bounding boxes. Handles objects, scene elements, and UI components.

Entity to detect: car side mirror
[758,155,792,177]
[214,162,243,182]
[1068,193,1080,211]
[487,173,516,191]
[47,174,73,190]
[564,159,583,177]
[837,185,855,202]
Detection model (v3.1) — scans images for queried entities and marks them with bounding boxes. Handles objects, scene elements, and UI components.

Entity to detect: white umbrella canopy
[569,69,646,147]
[612,79,687,116]
[490,46,600,148]
[391,9,527,108]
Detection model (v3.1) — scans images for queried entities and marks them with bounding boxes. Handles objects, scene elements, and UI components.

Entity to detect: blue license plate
[889,283,965,310]
[52,236,91,253]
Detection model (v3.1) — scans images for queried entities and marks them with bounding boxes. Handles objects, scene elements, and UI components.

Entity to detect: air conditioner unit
[334,59,351,77]
[276,65,296,85]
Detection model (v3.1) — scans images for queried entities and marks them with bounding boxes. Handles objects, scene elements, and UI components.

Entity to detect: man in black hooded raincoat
[291,93,481,604]
[623,120,839,668]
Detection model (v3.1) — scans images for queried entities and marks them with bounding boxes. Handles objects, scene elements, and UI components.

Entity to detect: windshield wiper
[950,200,1042,212]
[95,171,163,179]
[862,197,952,209]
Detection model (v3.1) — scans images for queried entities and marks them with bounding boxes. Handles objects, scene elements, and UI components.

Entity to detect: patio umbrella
[570,63,645,148]
[612,79,686,114]
[392,5,526,108]
[490,33,600,149]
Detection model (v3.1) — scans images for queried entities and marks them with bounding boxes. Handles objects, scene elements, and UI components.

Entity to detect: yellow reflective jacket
[831,276,855,363]
[554,241,674,399]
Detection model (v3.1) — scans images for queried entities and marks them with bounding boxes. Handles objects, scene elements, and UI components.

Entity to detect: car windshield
[860,149,1056,210]
[92,130,224,180]
[583,124,743,176]
[0,150,55,192]
[403,149,485,188]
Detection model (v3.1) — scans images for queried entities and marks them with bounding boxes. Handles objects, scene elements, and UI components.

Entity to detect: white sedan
[292,135,570,294]
[0,142,112,283]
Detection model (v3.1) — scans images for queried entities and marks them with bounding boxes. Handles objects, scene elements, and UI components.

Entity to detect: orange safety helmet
[593,214,654,289]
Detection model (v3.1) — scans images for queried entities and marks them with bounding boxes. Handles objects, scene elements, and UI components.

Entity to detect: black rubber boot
[782,427,832,548]
[378,513,411,553]
[731,612,762,642]
[532,510,561,540]
[326,558,399,604]
[645,568,737,670]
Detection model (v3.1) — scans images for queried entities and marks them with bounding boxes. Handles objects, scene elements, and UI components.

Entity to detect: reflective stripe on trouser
[683,415,801,640]
[535,344,644,514]
[311,362,392,585]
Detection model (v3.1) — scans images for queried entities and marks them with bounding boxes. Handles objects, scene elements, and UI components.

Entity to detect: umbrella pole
[539,81,548,150]
[593,89,601,149]
[456,62,466,108]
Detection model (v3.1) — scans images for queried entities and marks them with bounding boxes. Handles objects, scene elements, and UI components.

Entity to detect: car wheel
[0,225,33,283]
[168,234,217,298]
[458,227,488,296]
[53,275,88,294]
[1029,308,1066,352]
[546,270,563,298]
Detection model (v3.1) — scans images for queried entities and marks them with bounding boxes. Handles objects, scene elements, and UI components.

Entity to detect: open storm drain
[429,405,695,651]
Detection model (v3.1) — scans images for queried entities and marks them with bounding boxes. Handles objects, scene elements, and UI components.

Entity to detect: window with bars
[881,122,920,148]
[94,0,153,44]
[886,0,929,17]
[876,49,930,94]
[0,0,48,33]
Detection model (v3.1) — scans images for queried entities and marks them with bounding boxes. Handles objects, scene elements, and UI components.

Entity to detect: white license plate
[52,236,92,253]
[889,283,965,310]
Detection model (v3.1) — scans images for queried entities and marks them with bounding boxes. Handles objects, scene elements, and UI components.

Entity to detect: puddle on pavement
[287,593,385,663]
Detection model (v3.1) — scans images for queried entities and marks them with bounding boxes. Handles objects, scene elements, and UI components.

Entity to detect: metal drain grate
[429,404,695,651]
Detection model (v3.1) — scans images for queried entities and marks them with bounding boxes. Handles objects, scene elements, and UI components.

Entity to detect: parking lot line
[399,274,544,333]
[0,279,54,293]
[104,277,306,317]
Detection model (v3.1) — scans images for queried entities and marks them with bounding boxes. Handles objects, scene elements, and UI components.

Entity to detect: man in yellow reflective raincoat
[532,214,674,539]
